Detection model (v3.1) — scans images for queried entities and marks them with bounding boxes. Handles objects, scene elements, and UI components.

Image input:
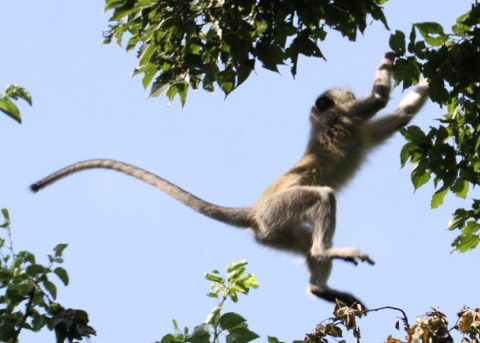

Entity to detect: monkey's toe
[361,255,375,265]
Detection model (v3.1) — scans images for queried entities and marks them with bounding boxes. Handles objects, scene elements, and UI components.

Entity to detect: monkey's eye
[315,96,335,111]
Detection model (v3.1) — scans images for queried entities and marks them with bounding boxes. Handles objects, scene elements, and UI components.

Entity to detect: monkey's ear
[315,96,335,111]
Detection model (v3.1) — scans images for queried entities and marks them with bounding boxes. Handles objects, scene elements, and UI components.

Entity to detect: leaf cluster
[388,4,480,253]
[104,0,388,104]
[0,85,32,123]
[156,260,266,343]
[0,209,94,343]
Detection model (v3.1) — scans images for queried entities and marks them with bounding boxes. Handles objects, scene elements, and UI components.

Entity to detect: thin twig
[366,306,410,329]
[6,224,16,258]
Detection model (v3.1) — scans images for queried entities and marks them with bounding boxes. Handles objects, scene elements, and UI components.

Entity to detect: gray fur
[31,53,429,308]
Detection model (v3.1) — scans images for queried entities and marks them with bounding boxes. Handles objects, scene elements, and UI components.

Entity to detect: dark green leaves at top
[0,84,32,123]
[104,0,390,104]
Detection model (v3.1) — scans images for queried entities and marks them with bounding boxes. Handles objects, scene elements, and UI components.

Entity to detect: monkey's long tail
[30,159,256,228]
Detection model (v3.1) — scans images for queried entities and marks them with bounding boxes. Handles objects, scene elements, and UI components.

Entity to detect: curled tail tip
[30,183,41,193]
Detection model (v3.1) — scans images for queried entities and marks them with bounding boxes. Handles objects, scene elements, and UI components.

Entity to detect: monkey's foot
[333,254,375,266]
[307,284,367,309]
[322,248,375,266]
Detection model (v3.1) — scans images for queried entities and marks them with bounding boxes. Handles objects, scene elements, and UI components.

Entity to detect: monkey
[31,52,429,308]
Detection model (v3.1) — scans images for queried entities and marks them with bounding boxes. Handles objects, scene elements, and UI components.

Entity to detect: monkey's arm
[363,79,429,146]
[349,52,395,119]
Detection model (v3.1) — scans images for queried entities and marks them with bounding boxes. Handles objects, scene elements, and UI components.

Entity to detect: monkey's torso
[256,117,367,202]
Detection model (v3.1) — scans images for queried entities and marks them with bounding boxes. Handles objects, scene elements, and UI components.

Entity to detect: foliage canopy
[104,0,388,104]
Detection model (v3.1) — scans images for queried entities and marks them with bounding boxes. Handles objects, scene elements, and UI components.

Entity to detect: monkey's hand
[384,51,397,62]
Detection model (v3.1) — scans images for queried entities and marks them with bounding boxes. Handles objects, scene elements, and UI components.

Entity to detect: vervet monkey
[31,52,429,308]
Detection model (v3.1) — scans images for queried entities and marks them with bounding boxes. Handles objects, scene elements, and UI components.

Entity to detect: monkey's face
[311,88,356,123]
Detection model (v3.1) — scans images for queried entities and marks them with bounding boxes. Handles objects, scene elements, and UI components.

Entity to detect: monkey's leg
[304,187,374,265]
[254,186,373,264]
[306,256,367,308]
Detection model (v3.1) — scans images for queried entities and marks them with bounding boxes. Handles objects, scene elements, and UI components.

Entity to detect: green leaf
[451,179,469,199]
[402,125,425,143]
[150,81,170,98]
[0,270,13,282]
[205,273,224,283]
[226,260,248,273]
[26,264,46,277]
[219,313,246,330]
[43,280,57,299]
[452,23,470,36]
[226,328,259,343]
[389,30,406,55]
[5,84,33,105]
[188,324,210,343]
[228,267,246,283]
[234,274,259,294]
[431,187,449,209]
[411,162,431,190]
[462,221,480,235]
[53,243,68,257]
[228,287,238,303]
[452,232,479,253]
[267,337,284,343]
[0,97,21,123]
[400,142,415,167]
[205,306,221,325]
[160,333,175,343]
[414,22,447,46]
[32,312,48,331]
[54,267,69,286]
[1,208,10,221]
[104,0,126,11]
[1,208,10,228]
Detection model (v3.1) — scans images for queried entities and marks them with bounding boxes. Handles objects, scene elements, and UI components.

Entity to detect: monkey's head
[311,88,356,123]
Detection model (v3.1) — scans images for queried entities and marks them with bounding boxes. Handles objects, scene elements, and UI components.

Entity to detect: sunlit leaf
[431,187,449,209]
[0,97,21,123]
[227,260,248,273]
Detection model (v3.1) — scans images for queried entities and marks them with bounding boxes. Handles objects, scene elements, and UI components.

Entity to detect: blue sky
[1,1,478,342]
